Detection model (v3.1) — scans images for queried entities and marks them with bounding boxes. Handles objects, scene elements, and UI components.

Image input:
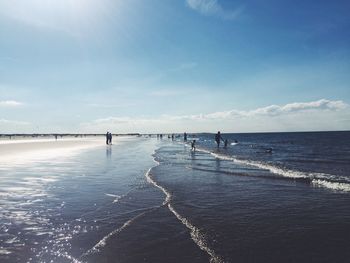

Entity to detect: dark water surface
[1,132,350,263]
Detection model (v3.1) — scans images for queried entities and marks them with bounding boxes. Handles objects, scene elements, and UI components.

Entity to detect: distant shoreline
[0,133,141,137]
[1,130,349,138]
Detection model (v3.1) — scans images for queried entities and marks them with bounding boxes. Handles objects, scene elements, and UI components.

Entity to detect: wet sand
[0,137,109,166]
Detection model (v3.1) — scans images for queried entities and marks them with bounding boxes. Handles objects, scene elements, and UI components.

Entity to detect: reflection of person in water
[106,146,112,158]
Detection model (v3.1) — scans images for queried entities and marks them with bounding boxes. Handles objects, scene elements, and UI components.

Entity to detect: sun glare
[0,0,119,36]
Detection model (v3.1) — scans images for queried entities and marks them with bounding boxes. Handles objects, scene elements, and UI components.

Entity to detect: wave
[146,159,223,263]
[196,148,350,193]
[81,155,223,262]
[312,180,350,192]
[0,248,11,255]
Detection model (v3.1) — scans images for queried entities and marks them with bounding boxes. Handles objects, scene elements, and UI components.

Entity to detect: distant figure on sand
[106,132,112,145]
[191,140,196,151]
[215,131,224,148]
[109,132,112,145]
[184,132,187,142]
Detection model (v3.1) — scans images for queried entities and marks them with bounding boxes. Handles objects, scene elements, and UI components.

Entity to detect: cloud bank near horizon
[162,99,347,121]
[0,100,23,107]
[79,99,350,133]
[1,99,349,134]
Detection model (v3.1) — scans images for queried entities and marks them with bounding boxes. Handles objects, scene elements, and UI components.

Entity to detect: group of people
[186,131,231,152]
[105,131,229,150]
[157,134,178,141]
[215,131,229,148]
[106,132,112,145]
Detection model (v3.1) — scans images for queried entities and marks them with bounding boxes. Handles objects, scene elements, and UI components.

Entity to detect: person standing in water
[184,132,187,142]
[191,140,196,151]
[215,131,224,148]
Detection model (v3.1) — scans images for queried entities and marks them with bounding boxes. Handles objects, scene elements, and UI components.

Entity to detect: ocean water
[190,131,350,191]
[1,132,350,262]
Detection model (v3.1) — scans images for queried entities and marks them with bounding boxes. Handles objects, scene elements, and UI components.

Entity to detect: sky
[0,0,349,133]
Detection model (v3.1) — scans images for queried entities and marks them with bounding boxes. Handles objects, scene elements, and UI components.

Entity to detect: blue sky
[0,0,349,133]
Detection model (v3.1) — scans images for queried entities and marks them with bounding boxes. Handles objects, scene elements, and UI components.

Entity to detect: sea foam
[195,147,350,193]
[146,157,223,263]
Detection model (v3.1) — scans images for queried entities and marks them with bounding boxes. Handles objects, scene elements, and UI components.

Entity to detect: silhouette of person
[191,140,196,151]
[108,132,112,144]
[106,132,110,145]
[184,132,187,142]
[215,131,224,148]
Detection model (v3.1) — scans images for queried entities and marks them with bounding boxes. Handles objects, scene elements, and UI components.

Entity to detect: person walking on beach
[108,132,112,145]
[215,131,224,148]
[106,132,109,145]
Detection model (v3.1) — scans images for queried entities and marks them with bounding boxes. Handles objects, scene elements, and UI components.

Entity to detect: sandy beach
[0,137,108,166]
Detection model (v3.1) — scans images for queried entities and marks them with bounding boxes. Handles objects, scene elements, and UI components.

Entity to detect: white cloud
[80,99,350,133]
[0,100,23,107]
[262,99,342,116]
[169,99,347,120]
[0,119,30,125]
[186,0,243,20]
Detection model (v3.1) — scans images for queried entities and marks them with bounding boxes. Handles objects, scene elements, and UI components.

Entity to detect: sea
[1,132,350,263]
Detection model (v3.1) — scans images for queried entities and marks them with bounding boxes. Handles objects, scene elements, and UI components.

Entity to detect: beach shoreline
[0,137,109,166]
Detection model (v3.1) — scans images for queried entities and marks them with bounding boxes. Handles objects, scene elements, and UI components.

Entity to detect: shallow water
[1,134,350,262]
[151,141,350,262]
[0,137,168,262]
[191,131,350,192]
